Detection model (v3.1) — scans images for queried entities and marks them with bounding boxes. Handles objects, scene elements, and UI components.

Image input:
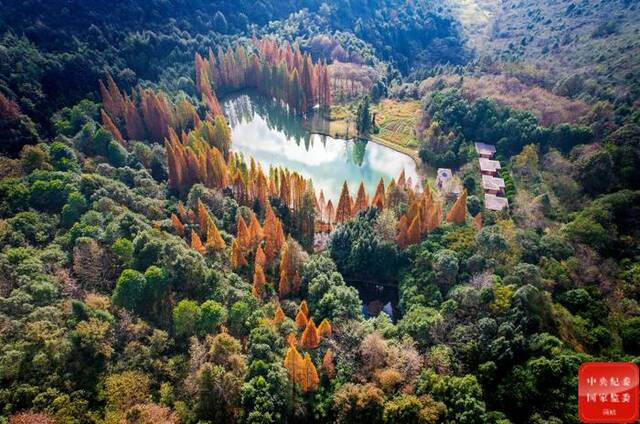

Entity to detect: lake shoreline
[303,125,420,163]
[223,92,426,198]
[302,122,428,184]
[220,90,421,166]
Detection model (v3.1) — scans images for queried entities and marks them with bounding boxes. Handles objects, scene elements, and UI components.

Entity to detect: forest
[1,1,640,424]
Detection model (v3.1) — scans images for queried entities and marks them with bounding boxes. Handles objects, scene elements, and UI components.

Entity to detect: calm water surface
[223,93,419,203]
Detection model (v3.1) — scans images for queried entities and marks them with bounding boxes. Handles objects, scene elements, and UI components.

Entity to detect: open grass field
[371,99,422,150]
[308,99,422,161]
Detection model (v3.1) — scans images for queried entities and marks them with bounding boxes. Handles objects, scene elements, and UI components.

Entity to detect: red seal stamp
[578,362,639,423]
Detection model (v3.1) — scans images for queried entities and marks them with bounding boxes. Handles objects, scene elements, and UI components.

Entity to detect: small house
[475,142,496,159]
[484,194,509,211]
[479,157,501,176]
[436,168,461,196]
[482,174,505,195]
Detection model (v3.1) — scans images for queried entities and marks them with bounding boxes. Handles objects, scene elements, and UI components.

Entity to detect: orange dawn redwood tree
[273,306,285,324]
[263,206,284,264]
[191,230,206,254]
[101,110,124,145]
[318,319,332,338]
[171,213,185,237]
[353,181,368,214]
[230,239,248,269]
[335,182,352,222]
[299,300,309,317]
[301,353,320,392]
[252,264,266,299]
[206,217,225,250]
[301,319,320,349]
[371,178,386,210]
[295,309,308,330]
[286,332,298,347]
[325,200,335,226]
[284,345,305,384]
[248,212,264,250]
[196,200,208,233]
[236,215,251,253]
[278,242,291,295]
[446,189,468,225]
[279,271,290,298]
[405,214,422,246]
[255,245,267,269]
[196,38,330,114]
[177,202,187,220]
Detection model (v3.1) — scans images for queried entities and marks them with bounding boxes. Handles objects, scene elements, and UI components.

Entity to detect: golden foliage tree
[292,272,302,294]
[248,212,264,250]
[278,270,290,299]
[206,217,226,250]
[318,319,332,338]
[286,332,298,347]
[101,110,125,145]
[236,215,251,253]
[263,206,284,264]
[295,309,308,330]
[335,181,352,223]
[273,306,285,324]
[171,213,185,237]
[191,230,206,255]
[278,242,291,297]
[396,215,408,247]
[299,300,309,317]
[325,199,335,226]
[252,264,266,300]
[396,190,444,248]
[446,189,467,225]
[300,353,320,392]
[405,214,423,247]
[177,202,188,220]
[230,239,247,269]
[125,98,146,141]
[255,245,267,269]
[353,181,368,214]
[284,345,305,384]
[301,319,320,349]
[275,219,286,252]
[196,199,209,235]
[371,178,386,210]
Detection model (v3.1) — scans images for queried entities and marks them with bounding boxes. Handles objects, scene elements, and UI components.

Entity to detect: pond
[222,93,420,204]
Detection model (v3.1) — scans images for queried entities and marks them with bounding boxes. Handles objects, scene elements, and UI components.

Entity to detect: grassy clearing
[372,99,422,150]
[312,99,422,158]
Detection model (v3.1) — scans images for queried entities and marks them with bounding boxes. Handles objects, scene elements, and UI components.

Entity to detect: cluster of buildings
[475,142,508,211]
[434,143,509,212]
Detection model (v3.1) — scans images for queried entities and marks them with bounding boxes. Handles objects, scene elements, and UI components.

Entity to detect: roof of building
[482,174,506,191]
[484,194,509,211]
[435,168,461,194]
[479,157,501,173]
[436,168,453,182]
[475,142,496,157]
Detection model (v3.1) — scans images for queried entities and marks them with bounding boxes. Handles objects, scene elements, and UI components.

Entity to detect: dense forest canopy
[1,1,639,424]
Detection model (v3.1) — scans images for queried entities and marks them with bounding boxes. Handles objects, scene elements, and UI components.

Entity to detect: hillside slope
[449,0,640,101]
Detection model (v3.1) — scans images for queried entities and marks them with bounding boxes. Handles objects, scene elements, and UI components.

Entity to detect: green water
[223,93,420,203]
